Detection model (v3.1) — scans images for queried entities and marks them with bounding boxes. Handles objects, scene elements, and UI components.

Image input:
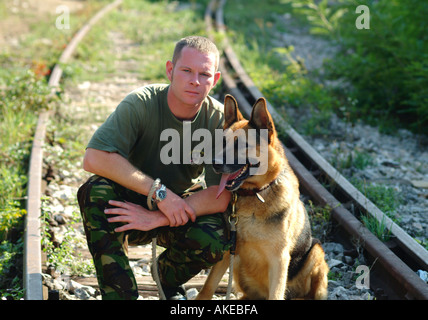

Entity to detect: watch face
[158,190,167,200]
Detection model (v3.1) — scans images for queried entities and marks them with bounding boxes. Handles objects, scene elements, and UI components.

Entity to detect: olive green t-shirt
[87,84,224,194]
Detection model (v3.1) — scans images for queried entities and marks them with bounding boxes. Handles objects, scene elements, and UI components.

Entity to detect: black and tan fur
[197,95,329,300]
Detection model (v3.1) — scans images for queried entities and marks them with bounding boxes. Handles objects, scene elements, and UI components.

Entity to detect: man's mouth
[216,164,250,198]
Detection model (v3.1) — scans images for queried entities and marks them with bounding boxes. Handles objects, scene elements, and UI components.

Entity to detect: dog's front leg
[268,251,289,300]
[196,251,231,300]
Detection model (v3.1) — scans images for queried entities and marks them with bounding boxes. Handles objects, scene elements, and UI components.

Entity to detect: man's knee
[77,175,120,231]
[187,214,230,266]
[78,175,117,204]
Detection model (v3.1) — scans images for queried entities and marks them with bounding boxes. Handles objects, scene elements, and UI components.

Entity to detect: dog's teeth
[237,164,248,179]
[227,180,235,187]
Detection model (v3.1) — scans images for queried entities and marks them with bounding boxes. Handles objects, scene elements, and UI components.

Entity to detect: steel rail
[23,0,123,300]
[206,0,428,300]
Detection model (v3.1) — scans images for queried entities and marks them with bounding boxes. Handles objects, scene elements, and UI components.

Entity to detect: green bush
[285,0,428,133]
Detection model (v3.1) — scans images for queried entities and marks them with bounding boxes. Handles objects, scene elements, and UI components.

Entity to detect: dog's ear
[224,94,244,129]
[249,97,275,143]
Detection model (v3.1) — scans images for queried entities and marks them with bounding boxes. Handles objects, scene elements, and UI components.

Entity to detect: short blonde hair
[172,36,220,71]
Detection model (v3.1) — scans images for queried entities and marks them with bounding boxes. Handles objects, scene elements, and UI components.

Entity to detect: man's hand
[105,186,228,232]
[105,189,197,231]
[105,200,169,232]
[157,189,196,227]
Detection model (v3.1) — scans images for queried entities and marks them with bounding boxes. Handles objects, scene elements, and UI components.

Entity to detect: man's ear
[166,60,174,82]
[213,71,221,87]
[224,94,244,129]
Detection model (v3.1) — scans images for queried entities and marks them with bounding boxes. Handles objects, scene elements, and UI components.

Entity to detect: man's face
[166,46,220,107]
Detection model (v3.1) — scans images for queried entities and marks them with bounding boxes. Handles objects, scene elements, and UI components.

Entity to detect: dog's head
[214,94,284,198]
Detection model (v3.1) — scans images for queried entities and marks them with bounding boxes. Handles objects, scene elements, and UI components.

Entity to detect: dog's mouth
[215,163,252,199]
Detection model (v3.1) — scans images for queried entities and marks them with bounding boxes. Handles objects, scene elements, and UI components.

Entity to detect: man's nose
[190,74,200,86]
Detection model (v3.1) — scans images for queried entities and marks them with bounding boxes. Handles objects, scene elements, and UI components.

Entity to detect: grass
[352,179,402,220]
[360,213,392,243]
[351,178,403,242]
[306,200,332,243]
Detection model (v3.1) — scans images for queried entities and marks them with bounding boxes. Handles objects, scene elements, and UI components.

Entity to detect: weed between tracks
[306,200,332,244]
[41,195,95,277]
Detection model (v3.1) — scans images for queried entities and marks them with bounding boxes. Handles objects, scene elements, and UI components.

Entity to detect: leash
[226,192,238,299]
[146,192,166,300]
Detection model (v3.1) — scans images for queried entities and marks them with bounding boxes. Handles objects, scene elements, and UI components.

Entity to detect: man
[77,36,231,300]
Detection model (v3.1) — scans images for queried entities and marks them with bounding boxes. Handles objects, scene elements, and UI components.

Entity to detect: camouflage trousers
[77,175,230,300]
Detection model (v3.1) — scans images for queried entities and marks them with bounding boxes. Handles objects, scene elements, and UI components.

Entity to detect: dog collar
[235,180,276,202]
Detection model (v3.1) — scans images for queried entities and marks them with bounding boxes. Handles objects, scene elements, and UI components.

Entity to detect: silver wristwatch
[154,183,167,204]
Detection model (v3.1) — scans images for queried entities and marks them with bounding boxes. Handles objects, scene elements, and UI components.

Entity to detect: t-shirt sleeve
[87,95,144,158]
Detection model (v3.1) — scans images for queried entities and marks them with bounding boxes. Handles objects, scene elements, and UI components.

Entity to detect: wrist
[147,178,167,210]
[150,210,170,229]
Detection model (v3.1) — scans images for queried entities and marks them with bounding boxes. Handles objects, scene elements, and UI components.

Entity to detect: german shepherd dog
[197,95,329,300]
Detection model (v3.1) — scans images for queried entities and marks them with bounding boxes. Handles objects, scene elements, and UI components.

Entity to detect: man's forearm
[83,148,154,196]
[184,186,231,217]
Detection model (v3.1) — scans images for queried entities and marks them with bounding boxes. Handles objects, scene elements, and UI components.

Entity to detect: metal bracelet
[147,178,161,210]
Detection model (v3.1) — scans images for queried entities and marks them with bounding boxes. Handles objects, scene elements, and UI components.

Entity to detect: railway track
[23,0,427,301]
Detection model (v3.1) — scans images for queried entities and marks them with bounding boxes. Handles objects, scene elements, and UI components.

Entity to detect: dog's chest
[234,202,285,241]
